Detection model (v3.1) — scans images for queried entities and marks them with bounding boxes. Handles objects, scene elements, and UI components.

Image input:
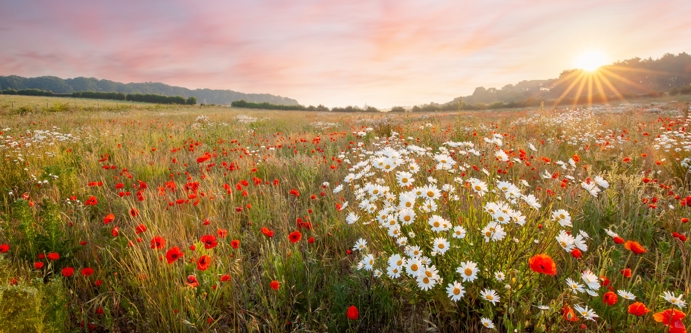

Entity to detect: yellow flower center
[453,288,461,295]
[464,268,472,276]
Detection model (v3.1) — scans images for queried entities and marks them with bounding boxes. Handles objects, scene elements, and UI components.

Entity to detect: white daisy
[446,281,465,301]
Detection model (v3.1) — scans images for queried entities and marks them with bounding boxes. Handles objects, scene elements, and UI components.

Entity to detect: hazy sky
[1,0,690,108]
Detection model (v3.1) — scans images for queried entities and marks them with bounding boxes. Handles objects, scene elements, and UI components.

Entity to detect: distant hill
[438,52,691,108]
[0,75,299,106]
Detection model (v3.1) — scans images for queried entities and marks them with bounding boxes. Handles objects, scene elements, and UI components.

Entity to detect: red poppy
[197,255,212,271]
[135,224,147,234]
[288,231,302,243]
[47,252,60,261]
[613,236,625,244]
[130,208,140,217]
[165,247,184,264]
[217,228,228,238]
[231,239,240,249]
[289,189,300,197]
[151,236,166,250]
[600,275,610,286]
[186,275,199,288]
[624,240,647,254]
[94,280,103,287]
[603,291,618,306]
[261,227,274,238]
[529,254,557,276]
[570,249,582,259]
[308,237,315,244]
[220,274,231,282]
[562,305,578,322]
[34,262,44,269]
[346,305,359,320]
[111,226,119,237]
[196,153,211,163]
[62,267,75,277]
[621,268,632,278]
[682,218,689,224]
[103,213,115,225]
[200,235,218,249]
[653,309,686,333]
[628,302,651,316]
[0,243,8,253]
[85,196,98,206]
[81,267,94,277]
[270,280,280,290]
[623,157,631,163]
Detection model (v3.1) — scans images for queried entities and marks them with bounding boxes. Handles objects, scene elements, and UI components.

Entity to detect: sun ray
[593,72,609,105]
[595,71,627,103]
[571,73,589,107]
[587,74,594,107]
[552,71,585,107]
[599,68,651,93]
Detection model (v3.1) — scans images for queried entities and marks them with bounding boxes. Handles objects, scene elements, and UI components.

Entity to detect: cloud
[0,0,690,107]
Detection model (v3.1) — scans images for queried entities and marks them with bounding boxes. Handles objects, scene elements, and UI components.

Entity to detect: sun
[576,51,607,72]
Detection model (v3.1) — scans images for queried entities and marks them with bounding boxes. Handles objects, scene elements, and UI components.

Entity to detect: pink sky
[1,0,690,108]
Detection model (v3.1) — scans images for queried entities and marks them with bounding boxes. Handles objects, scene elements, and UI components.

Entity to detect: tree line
[1,88,197,105]
[0,75,298,106]
[231,100,333,111]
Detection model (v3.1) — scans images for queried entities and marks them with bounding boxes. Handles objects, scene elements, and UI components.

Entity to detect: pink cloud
[0,0,690,107]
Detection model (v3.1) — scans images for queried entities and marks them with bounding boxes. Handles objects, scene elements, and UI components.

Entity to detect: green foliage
[0,278,69,333]
[231,99,331,111]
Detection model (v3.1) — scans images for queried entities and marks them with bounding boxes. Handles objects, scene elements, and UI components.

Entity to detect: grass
[0,95,690,332]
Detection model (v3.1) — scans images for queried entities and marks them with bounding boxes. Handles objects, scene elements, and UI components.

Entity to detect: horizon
[1,0,690,108]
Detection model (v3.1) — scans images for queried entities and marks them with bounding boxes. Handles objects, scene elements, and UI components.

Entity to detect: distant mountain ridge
[0,75,299,106]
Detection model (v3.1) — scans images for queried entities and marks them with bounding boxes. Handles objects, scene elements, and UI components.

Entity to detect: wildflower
[135,224,147,234]
[220,274,231,282]
[200,235,218,249]
[494,271,505,281]
[151,236,166,250]
[353,238,367,251]
[288,231,302,243]
[556,230,576,252]
[653,309,686,332]
[81,267,94,277]
[432,238,450,255]
[618,290,636,301]
[346,212,359,225]
[34,262,44,269]
[573,304,599,321]
[186,275,199,288]
[406,257,423,277]
[581,270,600,290]
[231,239,240,249]
[603,291,618,306]
[85,196,98,206]
[566,278,585,294]
[457,261,479,282]
[480,317,495,329]
[480,289,500,305]
[270,280,280,290]
[62,267,75,277]
[661,291,687,309]
[103,213,115,225]
[362,254,375,271]
[529,254,557,275]
[446,281,465,301]
[562,305,579,322]
[624,240,647,254]
[47,252,60,261]
[261,227,274,238]
[452,225,467,239]
[165,247,184,264]
[197,255,211,270]
[621,268,632,278]
[628,302,650,316]
[346,305,359,320]
[416,274,436,291]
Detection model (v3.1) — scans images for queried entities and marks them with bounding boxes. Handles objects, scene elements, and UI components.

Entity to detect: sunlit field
[2,95,691,332]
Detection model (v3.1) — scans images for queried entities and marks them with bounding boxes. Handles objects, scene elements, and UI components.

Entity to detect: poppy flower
[603,291,618,306]
[103,213,115,225]
[85,196,98,206]
[289,189,300,197]
[81,267,94,277]
[346,305,359,320]
[151,236,166,250]
[130,208,140,217]
[653,309,686,333]
[34,262,44,269]
[613,236,625,244]
[200,235,218,249]
[621,268,632,278]
[261,227,274,238]
[624,240,647,254]
[231,239,240,249]
[529,254,557,276]
[135,224,147,234]
[111,226,119,237]
[628,302,651,316]
[570,249,582,259]
[186,275,199,288]
[47,252,60,261]
[562,305,578,322]
[220,274,231,282]
[217,228,228,238]
[270,280,280,290]
[0,243,9,253]
[197,255,211,271]
[288,231,302,243]
[165,247,184,264]
[308,237,315,244]
[62,267,75,277]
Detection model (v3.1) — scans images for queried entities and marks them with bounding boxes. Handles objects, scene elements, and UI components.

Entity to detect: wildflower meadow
[1,95,691,332]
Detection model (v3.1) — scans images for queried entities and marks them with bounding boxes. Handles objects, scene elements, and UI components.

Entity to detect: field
[1,95,691,332]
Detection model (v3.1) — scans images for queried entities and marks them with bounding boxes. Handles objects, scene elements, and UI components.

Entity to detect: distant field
[1,95,690,332]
